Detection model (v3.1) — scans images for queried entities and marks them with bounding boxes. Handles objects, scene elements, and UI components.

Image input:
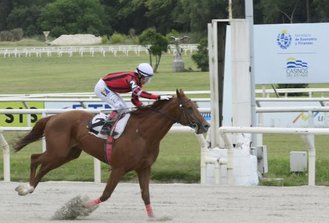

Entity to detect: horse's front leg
[137,166,153,218]
[85,167,125,206]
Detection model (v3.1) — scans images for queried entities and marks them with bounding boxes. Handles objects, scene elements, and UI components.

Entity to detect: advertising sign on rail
[0,102,44,126]
[254,23,329,84]
[259,101,329,128]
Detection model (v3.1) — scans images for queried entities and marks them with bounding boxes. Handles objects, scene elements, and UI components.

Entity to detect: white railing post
[196,134,207,184]
[42,112,46,152]
[94,158,101,183]
[305,134,316,186]
[220,130,235,185]
[0,132,10,182]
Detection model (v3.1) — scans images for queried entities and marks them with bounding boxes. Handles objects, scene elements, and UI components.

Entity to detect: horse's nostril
[204,123,210,129]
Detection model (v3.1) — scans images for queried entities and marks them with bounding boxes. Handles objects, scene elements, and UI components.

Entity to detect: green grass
[0,38,48,47]
[2,131,201,183]
[261,134,329,186]
[0,52,208,94]
[1,47,329,185]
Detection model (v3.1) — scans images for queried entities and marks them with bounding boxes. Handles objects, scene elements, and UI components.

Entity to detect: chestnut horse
[13,89,209,217]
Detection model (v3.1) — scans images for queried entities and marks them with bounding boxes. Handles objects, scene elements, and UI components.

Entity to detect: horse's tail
[14,116,52,152]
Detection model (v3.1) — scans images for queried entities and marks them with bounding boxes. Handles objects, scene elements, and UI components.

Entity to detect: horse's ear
[176,89,185,98]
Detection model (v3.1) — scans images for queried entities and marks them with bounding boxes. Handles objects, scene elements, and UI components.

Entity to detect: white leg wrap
[15,184,35,196]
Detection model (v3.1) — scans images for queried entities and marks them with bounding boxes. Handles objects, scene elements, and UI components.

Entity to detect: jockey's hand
[159,95,172,100]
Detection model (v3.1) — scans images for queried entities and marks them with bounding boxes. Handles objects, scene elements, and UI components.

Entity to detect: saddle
[87,112,130,140]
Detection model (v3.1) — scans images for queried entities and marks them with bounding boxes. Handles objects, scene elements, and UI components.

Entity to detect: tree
[112,0,149,34]
[260,0,309,23]
[192,38,209,71]
[39,0,109,37]
[0,0,12,31]
[313,0,329,21]
[1,0,54,36]
[7,5,42,36]
[173,0,227,36]
[145,0,178,34]
[139,28,169,72]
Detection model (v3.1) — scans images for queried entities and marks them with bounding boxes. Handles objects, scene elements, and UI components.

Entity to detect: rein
[148,106,178,123]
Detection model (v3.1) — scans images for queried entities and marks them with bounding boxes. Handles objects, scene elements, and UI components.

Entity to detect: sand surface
[1,181,329,223]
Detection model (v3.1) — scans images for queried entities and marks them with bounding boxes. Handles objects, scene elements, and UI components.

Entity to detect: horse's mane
[130,97,175,116]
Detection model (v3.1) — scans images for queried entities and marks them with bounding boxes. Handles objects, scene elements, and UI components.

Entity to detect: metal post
[208,22,218,148]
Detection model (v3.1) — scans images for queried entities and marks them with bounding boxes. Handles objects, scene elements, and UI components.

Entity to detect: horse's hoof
[15,184,34,196]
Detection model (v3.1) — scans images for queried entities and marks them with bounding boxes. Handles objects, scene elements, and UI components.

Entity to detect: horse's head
[174,89,210,134]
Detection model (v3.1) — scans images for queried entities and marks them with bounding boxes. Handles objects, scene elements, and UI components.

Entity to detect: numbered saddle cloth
[88,112,130,140]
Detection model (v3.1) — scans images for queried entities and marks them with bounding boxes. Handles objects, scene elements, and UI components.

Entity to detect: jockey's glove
[159,95,172,100]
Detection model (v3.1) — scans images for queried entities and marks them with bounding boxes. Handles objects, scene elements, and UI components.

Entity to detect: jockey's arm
[129,80,159,107]
[131,94,143,107]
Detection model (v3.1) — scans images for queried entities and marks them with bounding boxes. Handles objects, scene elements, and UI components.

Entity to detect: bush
[0,28,24,41]
[276,83,309,96]
[0,31,14,41]
[110,32,127,44]
[192,38,208,71]
[11,28,24,41]
[101,35,109,44]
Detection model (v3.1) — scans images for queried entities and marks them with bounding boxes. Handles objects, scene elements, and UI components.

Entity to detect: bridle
[177,98,200,128]
[149,98,200,128]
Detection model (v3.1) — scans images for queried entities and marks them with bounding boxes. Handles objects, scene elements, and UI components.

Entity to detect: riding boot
[100,111,118,135]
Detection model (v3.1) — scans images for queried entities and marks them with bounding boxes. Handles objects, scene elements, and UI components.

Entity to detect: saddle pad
[112,113,130,139]
[88,113,130,140]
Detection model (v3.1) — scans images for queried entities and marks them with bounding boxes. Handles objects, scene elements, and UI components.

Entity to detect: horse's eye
[187,107,193,114]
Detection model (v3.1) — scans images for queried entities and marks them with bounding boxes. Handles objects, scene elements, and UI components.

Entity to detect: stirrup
[100,120,113,135]
[100,127,118,136]
[100,126,111,135]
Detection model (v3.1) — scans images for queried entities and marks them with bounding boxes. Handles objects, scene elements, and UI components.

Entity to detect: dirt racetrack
[1,181,329,223]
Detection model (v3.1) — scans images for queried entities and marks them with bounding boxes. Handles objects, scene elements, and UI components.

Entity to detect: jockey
[94,63,171,135]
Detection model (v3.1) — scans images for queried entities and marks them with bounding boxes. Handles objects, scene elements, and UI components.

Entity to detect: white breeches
[94,79,129,113]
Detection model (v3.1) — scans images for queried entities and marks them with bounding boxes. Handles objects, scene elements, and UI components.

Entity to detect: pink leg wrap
[145,204,154,217]
[86,198,102,207]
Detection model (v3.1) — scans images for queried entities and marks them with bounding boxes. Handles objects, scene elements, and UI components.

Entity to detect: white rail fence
[4,106,329,185]
[0,44,199,58]
[2,89,329,184]
[255,88,329,98]
[219,126,329,186]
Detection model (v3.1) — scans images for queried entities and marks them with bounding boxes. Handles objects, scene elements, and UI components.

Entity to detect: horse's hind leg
[30,153,43,183]
[15,146,82,196]
[15,153,43,195]
[31,146,82,187]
